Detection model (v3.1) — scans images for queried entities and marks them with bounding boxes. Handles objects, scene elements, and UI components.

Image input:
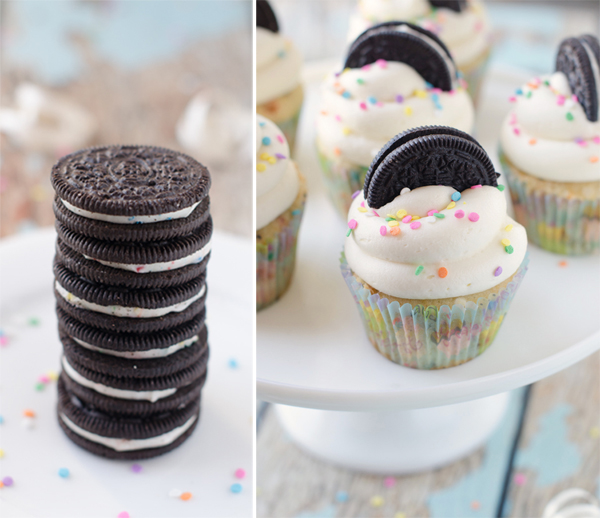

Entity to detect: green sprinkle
[385,217,396,222]
[526,91,532,99]
[505,245,514,254]
[356,78,365,85]
[566,112,574,121]
[35,383,45,392]
[497,185,505,192]
[415,265,424,276]
[433,213,445,219]
[346,228,352,237]
[544,80,550,86]
[27,317,40,326]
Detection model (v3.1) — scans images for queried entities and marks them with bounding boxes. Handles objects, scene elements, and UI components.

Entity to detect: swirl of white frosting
[348,0,491,67]
[345,185,527,298]
[500,72,600,183]
[256,27,302,105]
[256,115,299,229]
[317,60,474,166]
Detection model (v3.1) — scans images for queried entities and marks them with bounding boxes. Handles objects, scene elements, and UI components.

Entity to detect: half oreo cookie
[344,22,457,91]
[556,34,600,122]
[257,0,279,32]
[364,125,499,209]
[429,0,466,13]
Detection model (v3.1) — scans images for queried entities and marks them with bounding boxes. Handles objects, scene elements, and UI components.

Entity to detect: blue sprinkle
[425,81,433,89]
[0,415,4,424]
[335,491,349,503]
[228,359,238,369]
[277,50,286,58]
[291,209,301,216]
[516,88,523,95]
[341,91,351,99]
[58,468,70,478]
[262,136,271,146]
[259,122,266,127]
[231,483,242,494]
[367,96,377,104]
[135,221,142,224]
[451,191,461,201]
[128,216,135,221]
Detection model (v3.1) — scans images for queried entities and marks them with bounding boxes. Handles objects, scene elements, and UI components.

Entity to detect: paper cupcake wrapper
[500,151,600,255]
[275,110,301,154]
[317,148,369,217]
[256,203,305,310]
[340,253,529,370]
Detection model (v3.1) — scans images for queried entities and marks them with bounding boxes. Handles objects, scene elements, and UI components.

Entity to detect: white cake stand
[256,62,600,474]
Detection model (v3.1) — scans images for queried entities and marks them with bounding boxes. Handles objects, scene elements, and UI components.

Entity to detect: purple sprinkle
[131,464,143,473]
[351,190,360,199]
[274,153,286,159]
[3,476,13,487]
[395,95,404,103]
[494,267,503,277]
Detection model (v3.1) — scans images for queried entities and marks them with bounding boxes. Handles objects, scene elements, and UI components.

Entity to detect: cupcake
[499,35,600,255]
[348,0,492,100]
[342,126,528,369]
[256,0,303,152]
[316,22,474,216]
[256,115,307,310]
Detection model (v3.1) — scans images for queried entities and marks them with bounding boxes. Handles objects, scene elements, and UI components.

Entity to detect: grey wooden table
[257,350,600,518]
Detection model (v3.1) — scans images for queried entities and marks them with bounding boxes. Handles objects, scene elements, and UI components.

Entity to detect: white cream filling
[72,335,199,359]
[62,356,177,402]
[59,413,197,452]
[55,281,205,318]
[61,198,201,224]
[84,241,212,273]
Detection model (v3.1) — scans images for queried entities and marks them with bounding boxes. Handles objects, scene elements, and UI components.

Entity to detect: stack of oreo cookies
[50,145,212,459]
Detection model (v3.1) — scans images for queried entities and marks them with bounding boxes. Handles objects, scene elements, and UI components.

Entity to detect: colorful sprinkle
[558,260,568,268]
[497,185,505,192]
[590,426,600,439]
[117,513,130,518]
[455,210,465,218]
[351,190,360,199]
[357,206,367,213]
[389,227,400,236]
[333,147,341,156]
[342,91,351,99]
[415,265,424,276]
[380,226,387,236]
[471,501,481,510]
[433,213,445,219]
[508,96,517,103]
[231,483,243,494]
[401,215,412,224]
[505,224,513,232]
[395,95,404,103]
[35,382,45,391]
[593,136,600,144]
[556,95,565,106]
[383,476,396,488]
[501,238,511,246]
[348,219,357,229]
[414,89,427,99]
[277,134,284,143]
[335,491,349,503]
[359,102,368,110]
[438,267,448,278]
[446,201,456,209]
[368,96,377,105]
[505,245,514,254]
[256,163,266,172]
[0,449,4,458]
[566,112,574,121]
[388,220,399,227]
[513,473,527,485]
[261,136,271,146]
[356,78,365,85]
[451,192,461,201]
[370,495,384,507]
[181,492,193,501]
[468,212,480,222]
[2,476,13,487]
[529,138,537,145]
[427,209,438,217]
[235,468,246,479]
[58,468,70,478]
[23,409,35,418]
[396,209,407,219]
[410,221,421,230]
[376,59,387,68]
[590,156,599,163]
[404,106,413,116]
[228,358,238,369]
[131,464,142,473]
[411,215,420,221]
[494,266,503,277]
[526,91,532,99]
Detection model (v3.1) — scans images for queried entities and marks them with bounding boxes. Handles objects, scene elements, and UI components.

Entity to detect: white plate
[0,228,253,518]
[256,61,600,412]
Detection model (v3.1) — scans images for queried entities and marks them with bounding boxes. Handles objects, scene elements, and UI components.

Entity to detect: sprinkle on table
[231,483,243,494]
[58,468,70,478]
[23,409,35,418]
[384,476,396,488]
[228,358,238,369]
[2,476,14,487]
[181,492,193,501]
[438,267,448,278]
[335,491,349,503]
[370,495,384,508]
[131,464,142,473]
[117,512,130,518]
[415,265,424,276]
[235,468,246,479]
[558,260,568,268]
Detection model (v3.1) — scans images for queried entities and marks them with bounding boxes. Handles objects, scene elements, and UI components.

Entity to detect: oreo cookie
[429,0,466,13]
[364,126,499,209]
[51,145,210,218]
[556,34,600,122]
[257,0,278,32]
[53,195,211,242]
[344,22,457,91]
[57,377,201,459]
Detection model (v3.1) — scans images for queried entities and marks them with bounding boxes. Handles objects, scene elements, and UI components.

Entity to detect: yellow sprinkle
[268,157,277,164]
[396,209,407,218]
[411,215,420,221]
[343,67,350,74]
[505,224,513,232]
[414,89,427,98]
[48,371,58,381]
[446,201,456,209]
[256,163,266,172]
[590,426,600,439]
[0,449,4,458]
[342,127,351,135]
[259,152,271,160]
[386,214,397,219]
[404,106,413,116]
[388,220,399,227]
[395,514,406,518]
[501,238,511,246]
[358,207,367,213]
[370,496,384,508]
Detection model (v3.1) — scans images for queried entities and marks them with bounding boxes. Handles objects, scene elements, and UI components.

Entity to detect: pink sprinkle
[372,210,380,217]
[117,513,130,518]
[448,89,456,96]
[468,212,480,222]
[401,215,412,224]
[557,95,565,106]
[335,115,342,122]
[235,468,246,479]
[427,209,438,216]
[509,113,518,125]
[376,59,387,68]
[359,102,368,111]
[593,136,600,144]
[410,221,421,230]
[455,210,465,219]
[361,64,371,71]
[348,219,357,230]
[380,226,387,236]
[351,190,360,199]
[375,101,384,107]
[277,135,284,143]
[513,127,520,136]
[431,88,442,94]
[0,336,9,347]
[508,96,517,103]
[533,77,542,85]
[513,473,527,485]
[474,20,483,32]
[39,375,50,383]
[471,185,482,189]
[384,477,396,488]
[572,94,578,102]
[360,201,365,207]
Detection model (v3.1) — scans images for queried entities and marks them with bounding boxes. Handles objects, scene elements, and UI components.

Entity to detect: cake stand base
[274,391,510,474]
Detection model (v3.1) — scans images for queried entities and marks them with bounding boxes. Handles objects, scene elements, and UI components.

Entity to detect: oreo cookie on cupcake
[256,0,304,151]
[499,34,600,255]
[342,126,528,369]
[316,22,474,216]
[50,145,212,459]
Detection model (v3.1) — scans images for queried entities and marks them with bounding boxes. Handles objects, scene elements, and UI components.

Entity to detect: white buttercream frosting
[55,281,205,318]
[84,241,211,273]
[317,60,474,166]
[61,198,201,224]
[256,27,302,105]
[256,115,299,229]
[72,335,199,359]
[500,72,600,183]
[62,356,177,402]
[345,185,527,298]
[348,0,492,67]
[59,413,197,452]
